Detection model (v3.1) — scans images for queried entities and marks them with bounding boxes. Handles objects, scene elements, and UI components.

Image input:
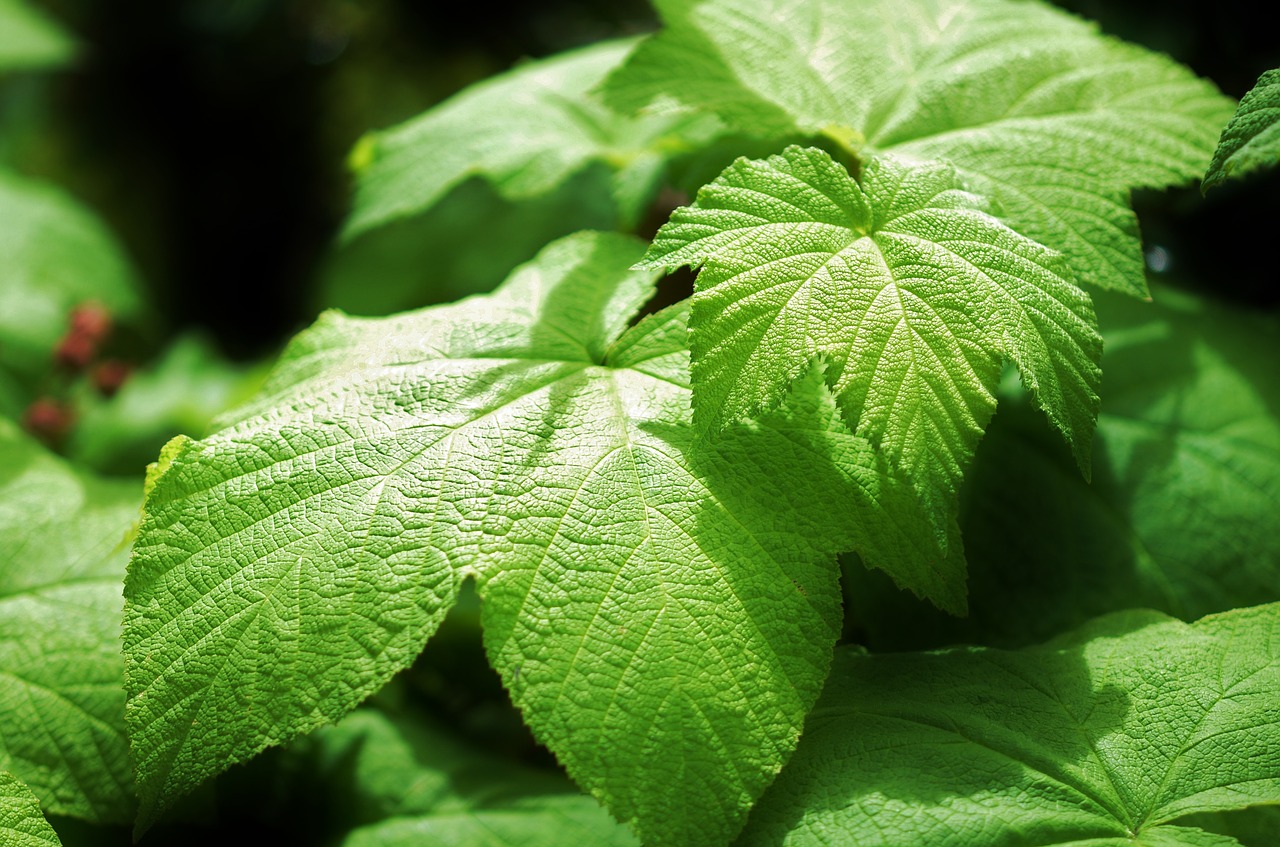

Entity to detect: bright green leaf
[641,145,1100,539]
[0,0,74,73]
[845,284,1280,649]
[607,0,1233,296]
[740,604,1280,846]
[0,771,61,847]
[0,419,138,824]
[343,38,720,240]
[1204,68,1280,191]
[0,171,144,393]
[127,230,952,844]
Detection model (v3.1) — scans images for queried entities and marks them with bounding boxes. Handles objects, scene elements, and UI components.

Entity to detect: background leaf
[740,604,1280,846]
[0,171,143,403]
[0,419,137,824]
[1203,68,1280,191]
[0,0,73,74]
[293,708,637,847]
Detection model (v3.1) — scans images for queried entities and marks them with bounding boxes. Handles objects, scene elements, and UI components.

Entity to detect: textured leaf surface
[641,146,1100,537]
[607,0,1233,296]
[0,772,60,847]
[293,708,636,847]
[0,420,137,824]
[1204,68,1280,191]
[0,172,143,388]
[740,604,1280,846]
[0,0,73,72]
[127,231,949,844]
[344,38,718,239]
[846,284,1280,649]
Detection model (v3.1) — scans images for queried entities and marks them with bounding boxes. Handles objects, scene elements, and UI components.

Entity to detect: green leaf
[1204,68,1280,191]
[0,171,144,392]
[607,0,1233,296]
[641,145,1101,540]
[0,419,138,824]
[343,38,720,241]
[291,708,637,846]
[126,230,950,844]
[845,284,1280,649]
[0,0,74,73]
[0,771,61,847]
[740,603,1280,846]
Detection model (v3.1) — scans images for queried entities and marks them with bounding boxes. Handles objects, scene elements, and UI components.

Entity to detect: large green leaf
[0,420,138,824]
[0,172,143,394]
[641,146,1100,540]
[343,38,719,240]
[290,708,637,846]
[740,604,1280,846]
[607,0,1232,296]
[845,284,1280,649]
[0,772,60,847]
[0,0,73,73]
[126,231,949,845]
[1204,68,1280,191]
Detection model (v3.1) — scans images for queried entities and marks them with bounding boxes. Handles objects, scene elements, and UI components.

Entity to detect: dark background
[8,0,1279,354]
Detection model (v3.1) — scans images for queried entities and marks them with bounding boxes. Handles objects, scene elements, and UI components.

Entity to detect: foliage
[0,1,1277,846]
[1203,68,1280,191]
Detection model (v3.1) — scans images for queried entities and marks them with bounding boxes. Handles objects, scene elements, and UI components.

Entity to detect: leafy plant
[1,0,1278,845]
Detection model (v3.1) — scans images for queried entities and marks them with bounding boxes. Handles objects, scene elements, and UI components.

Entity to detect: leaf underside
[740,603,1280,847]
[641,146,1101,541]
[606,0,1234,296]
[1203,67,1280,191]
[126,231,954,845]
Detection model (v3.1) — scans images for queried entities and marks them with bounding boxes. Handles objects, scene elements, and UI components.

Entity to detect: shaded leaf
[1204,68,1280,191]
[741,604,1280,846]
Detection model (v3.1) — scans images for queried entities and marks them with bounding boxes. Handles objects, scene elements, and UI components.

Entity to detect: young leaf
[607,0,1234,296]
[641,146,1101,533]
[740,603,1280,846]
[0,771,61,847]
[126,230,953,845]
[846,284,1280,649]
[0,420,138,824]
[1203,68,1280,191]
[0,0,73,73]
[343,38,719,240]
